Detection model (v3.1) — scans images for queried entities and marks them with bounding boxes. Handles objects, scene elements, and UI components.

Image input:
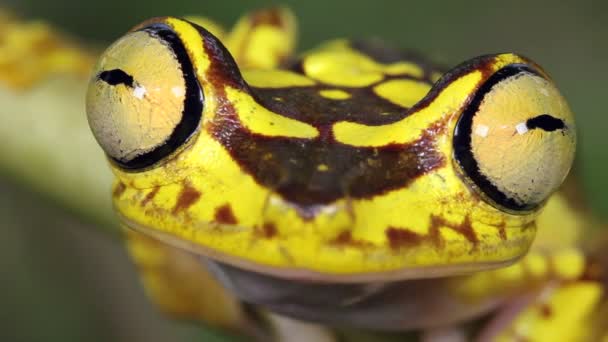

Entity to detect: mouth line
[117,211,520,284]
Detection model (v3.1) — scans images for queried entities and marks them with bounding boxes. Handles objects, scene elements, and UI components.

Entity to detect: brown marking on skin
[581,259,604,282]
[143,205,168,218]
[172,182,201,214]
[141,186,160,206]
[210,113,447,209]
[214,204,238,225]
[539,303,553,318]
[429,215,479,248]
[254,222,277,239]
[429,220,444,248]
[385,228,425,250]
[113,182,127,198]
[387,215,480,251]
[497,221,507,241]
[252,85,416,126]
[330,230,374,248]
[196,26,248,93]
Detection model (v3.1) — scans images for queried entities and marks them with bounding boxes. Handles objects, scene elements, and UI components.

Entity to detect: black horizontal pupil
[526,114,565,132]
[99,69,135,88]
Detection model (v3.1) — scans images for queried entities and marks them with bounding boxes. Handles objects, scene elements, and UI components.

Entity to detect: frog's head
[86,17,576,282]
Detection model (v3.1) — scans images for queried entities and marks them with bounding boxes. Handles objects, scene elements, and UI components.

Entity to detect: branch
[0,11,118,233]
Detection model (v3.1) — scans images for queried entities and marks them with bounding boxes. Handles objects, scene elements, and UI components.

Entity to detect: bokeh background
[1,1,606,341]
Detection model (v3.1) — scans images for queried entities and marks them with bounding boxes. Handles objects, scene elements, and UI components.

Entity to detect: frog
[84,7,607,341]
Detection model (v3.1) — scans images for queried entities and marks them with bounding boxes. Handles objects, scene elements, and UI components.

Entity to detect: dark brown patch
[255,222,277,239]
[330,230,374,248]
[497,222,507,241]
[171,182,201,214]
[214,204,238,225]
[539,303,553,318]
[385,228,425,250]
[428,220,443,248]
[113,182,127,198]
[429,215,479,248]
[196,26,248,92]
[209,113,447,209]
[580,258,605,283]
[386,215,480,251]
[252,85,418,126]
[140,186,160,206]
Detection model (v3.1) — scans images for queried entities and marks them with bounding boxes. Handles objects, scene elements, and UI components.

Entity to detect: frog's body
[84,7,605,341]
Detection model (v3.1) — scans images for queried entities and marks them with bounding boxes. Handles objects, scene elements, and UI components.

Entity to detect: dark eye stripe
[526,114,565,132]
[98,69,135,88]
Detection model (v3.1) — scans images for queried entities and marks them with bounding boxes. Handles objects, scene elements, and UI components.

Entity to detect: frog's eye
[86,24,203,170]
[453,64,576,212]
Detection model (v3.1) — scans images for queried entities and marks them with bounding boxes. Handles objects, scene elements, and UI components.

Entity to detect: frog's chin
[119,213,521,284]
[203,259,503,330]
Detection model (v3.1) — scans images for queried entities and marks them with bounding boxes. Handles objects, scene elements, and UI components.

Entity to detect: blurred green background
[1,0,606,341]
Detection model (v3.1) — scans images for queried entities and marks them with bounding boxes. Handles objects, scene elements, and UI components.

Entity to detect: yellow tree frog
[85,8,606,341]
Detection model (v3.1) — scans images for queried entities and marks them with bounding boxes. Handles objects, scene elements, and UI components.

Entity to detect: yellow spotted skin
[85,12,581,282]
